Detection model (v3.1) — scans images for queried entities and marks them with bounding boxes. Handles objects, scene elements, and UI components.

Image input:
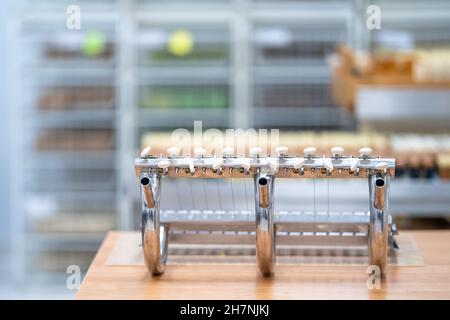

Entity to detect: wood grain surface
[76,230,450,300]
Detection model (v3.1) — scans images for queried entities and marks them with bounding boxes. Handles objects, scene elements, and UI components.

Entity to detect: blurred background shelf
[253,107,353,129]
[138,109,230,129]
[10,6,120,297]
[31,110,116,129]
[25,151,117,170]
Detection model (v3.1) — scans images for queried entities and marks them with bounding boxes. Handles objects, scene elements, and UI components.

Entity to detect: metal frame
[135,148,395,276]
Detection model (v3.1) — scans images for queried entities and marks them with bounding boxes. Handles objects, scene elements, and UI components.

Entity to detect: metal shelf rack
[10,3,120,287]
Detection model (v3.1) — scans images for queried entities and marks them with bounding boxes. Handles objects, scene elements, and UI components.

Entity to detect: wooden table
[76,230,450,299]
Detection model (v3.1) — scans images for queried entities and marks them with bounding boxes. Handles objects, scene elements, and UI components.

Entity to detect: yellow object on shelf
[168,29,194,57]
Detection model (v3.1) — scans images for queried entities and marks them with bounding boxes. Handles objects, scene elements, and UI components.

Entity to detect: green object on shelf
[83,30,106,57]
[141,86,228,109]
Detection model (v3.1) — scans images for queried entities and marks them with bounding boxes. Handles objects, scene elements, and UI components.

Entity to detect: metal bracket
[368,173,390,276]
[255,173,276,276]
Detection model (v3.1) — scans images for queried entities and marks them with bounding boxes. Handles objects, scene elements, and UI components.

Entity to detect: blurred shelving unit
[11,0,359,287]
[11,1,121,290]
[251,0,354,129]
[135,23,232,130]
[128,0,237,227]
[352,0,450,131]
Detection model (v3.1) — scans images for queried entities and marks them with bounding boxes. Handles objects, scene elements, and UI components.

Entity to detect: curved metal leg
[140,172,168,275]
[254,173,276,276]
[368,173,390,276]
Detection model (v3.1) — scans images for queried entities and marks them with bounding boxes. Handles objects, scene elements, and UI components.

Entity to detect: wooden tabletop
[77,230,450,300]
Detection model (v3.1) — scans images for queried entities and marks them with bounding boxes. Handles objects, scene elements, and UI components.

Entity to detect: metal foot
[254,173,276,276]
[368,173,390,276]
[140,172,168,275]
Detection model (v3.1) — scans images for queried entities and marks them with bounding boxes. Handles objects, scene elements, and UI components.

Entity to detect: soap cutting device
[135,145,397,276]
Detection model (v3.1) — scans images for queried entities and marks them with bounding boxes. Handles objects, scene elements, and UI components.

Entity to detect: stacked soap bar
[45,38,114,61]
[37,128,115,151]
[141,131,450,180]
[391,134,450,179]
[38,86,115,110]
[141,131,388,158]
[412,49,450,83]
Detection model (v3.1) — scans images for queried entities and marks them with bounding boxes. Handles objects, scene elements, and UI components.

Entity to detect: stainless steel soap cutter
[135,145,397,277]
